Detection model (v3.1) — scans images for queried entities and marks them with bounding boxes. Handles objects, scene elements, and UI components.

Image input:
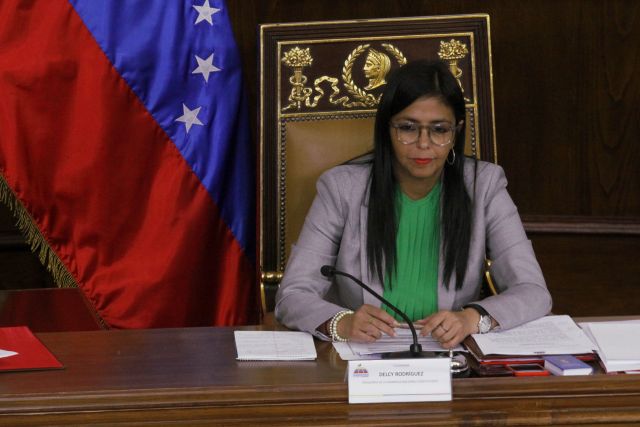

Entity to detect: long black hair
[366,60,472,290]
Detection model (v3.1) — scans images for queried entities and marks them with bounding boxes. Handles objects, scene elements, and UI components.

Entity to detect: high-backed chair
[259,15,498,313]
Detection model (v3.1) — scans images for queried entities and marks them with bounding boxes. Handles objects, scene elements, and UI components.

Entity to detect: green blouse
[382,182,441,322]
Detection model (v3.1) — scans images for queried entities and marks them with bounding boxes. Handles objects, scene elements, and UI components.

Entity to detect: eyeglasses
[390,122,458,147]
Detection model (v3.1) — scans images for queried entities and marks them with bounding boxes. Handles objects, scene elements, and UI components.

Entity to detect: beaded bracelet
[327,312,341,341]
[329,310,353,342]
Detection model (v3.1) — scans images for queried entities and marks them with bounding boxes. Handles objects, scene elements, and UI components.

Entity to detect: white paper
[348,358,452,403]
[333,328,464,360]
[580,320,640,372]
[471,315,595,356]
[0,348,18,358]
[586,323,640,360]
[234,331,317,361]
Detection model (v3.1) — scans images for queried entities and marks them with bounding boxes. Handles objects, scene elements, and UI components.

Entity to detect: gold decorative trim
[438,38,470,100]
[283,111,377,122]
[260,14,492,30]
[277,32,474,46]
[281,109,378,119]
[484,259,498,295]
[485,15,498,164]
[0,173,78,289]
[260,271,284,313]
[280,43,407,112]
[276,32,477,118]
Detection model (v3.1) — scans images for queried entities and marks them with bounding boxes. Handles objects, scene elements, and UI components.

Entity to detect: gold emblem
[437,39,469,97]
[281,43,407,111]
[363,48,390,90]
[281,47,314,111]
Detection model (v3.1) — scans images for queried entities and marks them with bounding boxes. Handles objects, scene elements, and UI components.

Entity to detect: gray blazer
[275,159,552,339]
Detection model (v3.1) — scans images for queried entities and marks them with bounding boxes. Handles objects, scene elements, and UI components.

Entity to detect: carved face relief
[363,48,391,91]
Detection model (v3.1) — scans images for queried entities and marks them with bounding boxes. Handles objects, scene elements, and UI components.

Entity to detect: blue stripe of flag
[69,0,255,262]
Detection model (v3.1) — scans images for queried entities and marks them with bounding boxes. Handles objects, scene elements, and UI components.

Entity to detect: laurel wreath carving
[341,43,408,108]
[381,43,408,67]
[341,44,375,107]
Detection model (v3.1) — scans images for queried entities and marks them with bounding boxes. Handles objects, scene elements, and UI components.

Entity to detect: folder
[0,326,63,372]
[464,335,596,365]
[463,315,596,365]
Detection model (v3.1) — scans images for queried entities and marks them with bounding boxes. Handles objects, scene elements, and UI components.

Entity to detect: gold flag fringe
[0,173,78,289]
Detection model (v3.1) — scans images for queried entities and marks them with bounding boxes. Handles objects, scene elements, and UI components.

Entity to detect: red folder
[464,335,596,366]
[0,326,63,372]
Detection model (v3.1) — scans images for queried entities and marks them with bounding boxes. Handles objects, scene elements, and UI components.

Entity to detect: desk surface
[1,322,640,426]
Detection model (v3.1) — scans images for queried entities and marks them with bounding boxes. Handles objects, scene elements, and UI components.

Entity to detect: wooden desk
[1,323,639,426]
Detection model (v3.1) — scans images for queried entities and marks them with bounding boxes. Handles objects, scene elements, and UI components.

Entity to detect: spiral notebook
[234,331,317,361]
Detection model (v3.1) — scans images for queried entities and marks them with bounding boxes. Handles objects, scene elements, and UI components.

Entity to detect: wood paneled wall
[0,1,638,316]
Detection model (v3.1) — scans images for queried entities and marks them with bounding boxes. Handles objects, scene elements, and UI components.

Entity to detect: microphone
[320,265,433,358]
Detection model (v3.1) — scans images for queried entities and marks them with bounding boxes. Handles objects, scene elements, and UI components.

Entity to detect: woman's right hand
[337,304,398,342]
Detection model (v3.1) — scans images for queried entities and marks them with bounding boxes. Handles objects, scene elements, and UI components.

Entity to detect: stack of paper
[580,320,640,373]
[234,331,317,361]
[333,328,464,360]
[468,315,595,362]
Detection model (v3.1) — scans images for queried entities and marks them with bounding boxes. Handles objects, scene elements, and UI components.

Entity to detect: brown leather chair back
[259,15,498,312]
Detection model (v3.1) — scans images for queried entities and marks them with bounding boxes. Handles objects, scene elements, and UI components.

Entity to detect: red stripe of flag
[0,2,257,327]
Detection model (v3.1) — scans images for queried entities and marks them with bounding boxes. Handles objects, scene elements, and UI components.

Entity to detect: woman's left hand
[416,308,479,349]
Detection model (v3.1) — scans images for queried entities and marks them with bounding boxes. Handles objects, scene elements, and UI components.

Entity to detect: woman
[275,60,552,348]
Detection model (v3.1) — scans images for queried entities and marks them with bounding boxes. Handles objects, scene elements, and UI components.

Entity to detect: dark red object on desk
[0,288,104,332]
[508,363,551,377]
[0,326,63,372]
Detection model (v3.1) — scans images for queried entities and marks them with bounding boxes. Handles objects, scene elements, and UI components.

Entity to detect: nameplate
[347,358,452,404]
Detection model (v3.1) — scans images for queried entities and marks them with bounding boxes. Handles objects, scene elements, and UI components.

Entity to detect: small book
[544,355,593,376]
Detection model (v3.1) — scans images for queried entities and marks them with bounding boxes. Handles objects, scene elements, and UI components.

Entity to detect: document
[470,315,595,357]
[580,320,640,373]
[334,328,464,360]
[234,331,317,361]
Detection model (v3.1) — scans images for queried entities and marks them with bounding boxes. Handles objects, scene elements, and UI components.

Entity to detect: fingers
[420,311,448,333]
[438,326,463,349]
[365,306,398,337]
[365,305,398,327]
[419,310,471,349]
[346,304,398,343]
[343,306,474,347]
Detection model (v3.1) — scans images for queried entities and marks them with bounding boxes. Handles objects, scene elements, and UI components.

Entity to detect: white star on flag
[192,54,221,82]
[175,104,204,133]
[193,0,220,25]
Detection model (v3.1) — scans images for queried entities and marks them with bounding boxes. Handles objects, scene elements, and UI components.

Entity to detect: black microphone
[320,265,434,358]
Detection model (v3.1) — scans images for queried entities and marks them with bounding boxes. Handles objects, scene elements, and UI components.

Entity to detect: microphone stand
[321,265,470,375]
[321,265,433,359]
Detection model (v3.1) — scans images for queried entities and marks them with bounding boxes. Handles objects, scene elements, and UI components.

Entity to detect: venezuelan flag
[0,0,257,328]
